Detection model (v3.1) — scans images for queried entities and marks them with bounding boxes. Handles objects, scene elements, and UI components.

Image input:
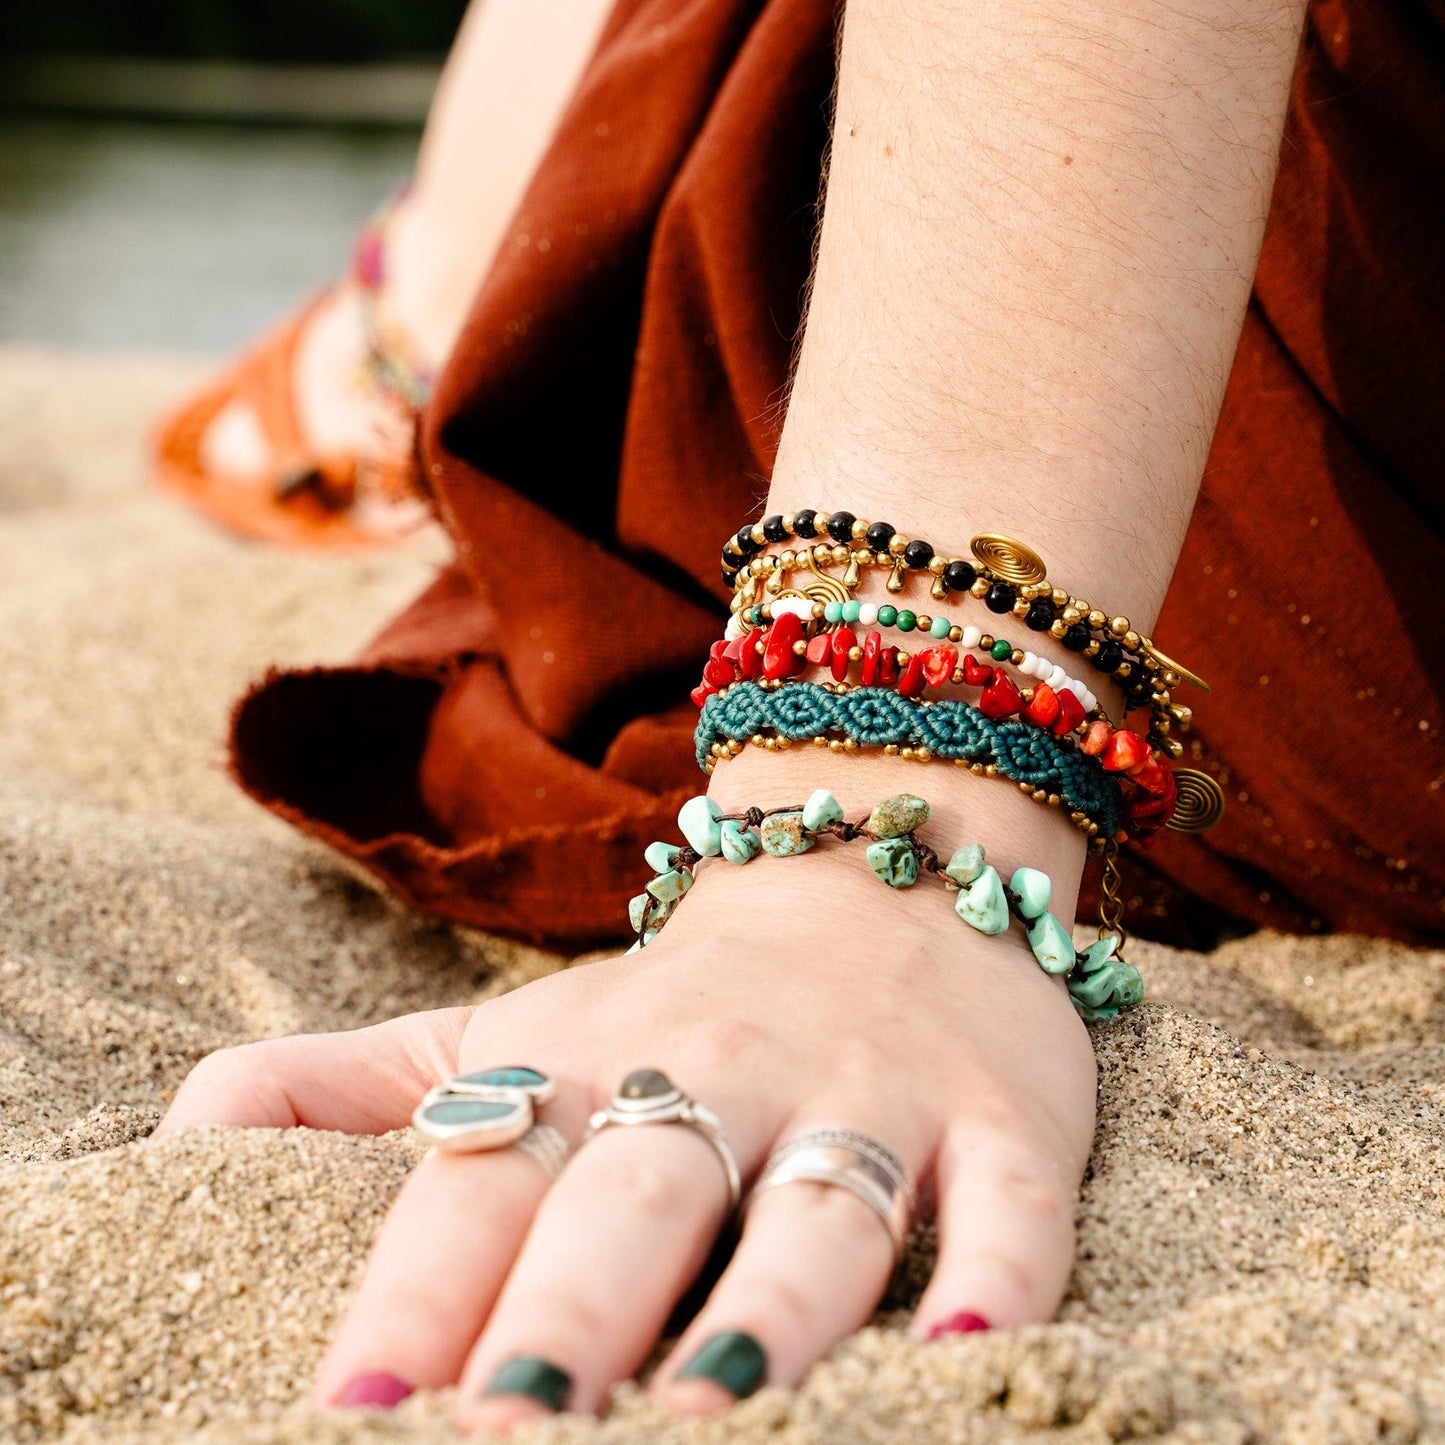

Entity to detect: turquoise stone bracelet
[696,682,1124,839]
[629,791,1144,1024]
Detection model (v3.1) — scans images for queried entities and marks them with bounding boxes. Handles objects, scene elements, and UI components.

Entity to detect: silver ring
[748,1128,915,1254]
[584,1068,742,1211]
[412,1066,566,1172]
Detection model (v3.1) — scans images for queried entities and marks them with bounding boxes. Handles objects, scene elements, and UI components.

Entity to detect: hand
[156,783,1097,1434]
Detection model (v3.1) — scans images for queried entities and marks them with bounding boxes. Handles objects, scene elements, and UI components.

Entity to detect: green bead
[842,600,862,623]
[1009,866,1052,921]
[646,868,692,904]
[865,793,930,838]
[823,600,843,623]
[991,638,1013,661]
[677,1332,768,1400]
[678,795,723,856]
[644,840,680,873]
[944,844,987,886]
[877,604,898,627]
[802,788,844,831]
[1069,964,1121,1009]
[930,615,952,639]
[747,606,763,624]
[1114,963,1145,1008]
[1079,935,1120,973]
[896,609,917,632]
[759,811,814,856]
[628,892,653,932]
[867,837,919,888]
[1027,910,1077,975]
[955,865,1009,934]
[720,819,762,864]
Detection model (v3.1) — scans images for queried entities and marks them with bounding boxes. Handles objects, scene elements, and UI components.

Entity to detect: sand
[1,347,1442,1443]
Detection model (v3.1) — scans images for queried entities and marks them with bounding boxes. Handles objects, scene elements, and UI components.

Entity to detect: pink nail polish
[926,1311,992,1340]
[334,1372,414,1409]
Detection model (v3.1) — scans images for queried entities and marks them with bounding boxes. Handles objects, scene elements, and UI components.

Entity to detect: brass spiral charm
[1139,640,1212,694]
[1166,769,1226,833]
[969,534,1048,586]
[801,553,855,606]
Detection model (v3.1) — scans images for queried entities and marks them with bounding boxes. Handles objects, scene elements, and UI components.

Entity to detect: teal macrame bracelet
[696,682,1124,840]
[629,790,1143,1024]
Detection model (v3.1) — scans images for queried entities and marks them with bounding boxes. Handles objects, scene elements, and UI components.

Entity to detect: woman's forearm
[770,0,1308,634]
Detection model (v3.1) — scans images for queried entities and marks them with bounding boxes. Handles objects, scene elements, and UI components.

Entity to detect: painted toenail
[334,1371,414,1408]
[926,1311,992,1339]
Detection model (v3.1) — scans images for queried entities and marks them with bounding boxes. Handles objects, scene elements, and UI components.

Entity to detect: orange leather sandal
[150,288,434,550]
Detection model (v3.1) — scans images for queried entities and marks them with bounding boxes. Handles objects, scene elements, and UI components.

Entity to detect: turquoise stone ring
[412,1066,559,1154]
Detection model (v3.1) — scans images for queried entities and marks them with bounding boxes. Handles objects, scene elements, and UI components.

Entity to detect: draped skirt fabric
[230,0,1445,948]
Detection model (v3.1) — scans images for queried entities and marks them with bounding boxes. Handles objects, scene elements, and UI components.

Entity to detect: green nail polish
[482,1356,572,1412]
[676,1331,767,1399]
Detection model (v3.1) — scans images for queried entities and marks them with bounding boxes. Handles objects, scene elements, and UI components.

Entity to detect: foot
[155,748,1100,1431]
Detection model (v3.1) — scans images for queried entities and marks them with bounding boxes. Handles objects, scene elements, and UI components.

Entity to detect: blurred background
[0,0,466,351]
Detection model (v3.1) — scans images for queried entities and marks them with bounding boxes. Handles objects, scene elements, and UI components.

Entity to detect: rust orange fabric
[230,0,1445,949]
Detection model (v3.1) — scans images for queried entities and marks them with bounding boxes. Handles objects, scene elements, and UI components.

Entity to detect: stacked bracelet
[629,790,1144,1024]
[696,682,1125,839]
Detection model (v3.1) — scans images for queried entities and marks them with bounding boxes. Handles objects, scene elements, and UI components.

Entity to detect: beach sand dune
[2,351,1441,1442]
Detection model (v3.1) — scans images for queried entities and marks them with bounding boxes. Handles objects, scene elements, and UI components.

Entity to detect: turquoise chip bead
[1027,910,1077,975]
[759,811,814,856]
[628,892,653,932]
[720,819,762,864]
[824,600,843,623]
[867,837,919,888]
[678,795,723,856]
[842,600,862,623]
[646,868,692,904]
[644,840,680,873]
[1069,965,1121,1009]
[930,615,952,639]
[1009,867,1052,921]
[955,865,1009,935]
[944,844,986,886]
[865,793,930,838]
[625,927,660,955]
[1078,936,1120,973]
[1114,963,1145,1008]
[802,788,844,831]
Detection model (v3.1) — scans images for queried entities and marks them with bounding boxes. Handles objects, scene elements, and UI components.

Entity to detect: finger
[453,1086,769,1434]
[911,1130,1078,1339]
[152,1008,474,1136]
[652,1110,934,1416]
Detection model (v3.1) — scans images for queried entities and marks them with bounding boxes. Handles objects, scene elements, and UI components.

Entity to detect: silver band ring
[748,1128,915,1254]
[584,1067,742,1211]
[412,1066,570,1178]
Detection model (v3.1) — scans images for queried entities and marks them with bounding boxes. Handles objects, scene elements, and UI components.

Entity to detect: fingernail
[926,1311,992,1340]
[334,1371,414,1409]
[676,1331,768,1399]
[482,1356,572,1412]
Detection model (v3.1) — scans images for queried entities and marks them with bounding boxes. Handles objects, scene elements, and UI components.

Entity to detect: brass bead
[844,737,859,751]
[949,626,963,642]
[1109,616,1129,636]
[1047,794,1061,806]
[1114,662,1133,681]
[1062,606,1082,625]
[815,512,831,532]
[848,646,862,661]
[970,578,991,598]
[884,743,900,755]
[1021,687,1035,702]
[1050,621,1068,639]
[985,764,999,778]
[980,635,994,650]
[851,518,869,540]
[780,512,795,532]
[856,548,875,566]
[1052,587,1070,607]
[792,640,806,655]
[901,746,915,759]
[1087,610,1106,630]
[751,734,765,746]
[1163,670,1182,689]
[897,651,911,665]
[950,669,964,684]
[916,615,933,631]
[729,739,744,753]
[1032,789,1047,802]
[928,555,947,575]
[1083,640,1100,657]
[1123,630,1141,650]
[812,736,828,747]
[1018,780,1032,794]
[828,739,844,752]
[832,544,851,564]
[1161,735,1184,758]
[889,535,909,556]
[1011,649,1025,665]
[931,576,948,599]
[970,762,985,775]
[1168,703,1193,728]
[915,747,931,762]
[1012,598,1030,617]
[763,737,777,749]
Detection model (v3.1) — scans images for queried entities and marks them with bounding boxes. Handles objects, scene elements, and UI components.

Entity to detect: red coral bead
[1128,754,1170,796]
[763,611,807,680]
[739,626,767,679]
[805,632,832,667]
[1023,681,1060,728]
[898,653,927,698]
[722,637,744,663]
[1101,728,1149,772]
[1051,687,1086,737]
[879,646,900,687]
[690,683,716,708]
[1079,719,1112,755]
[979,670,1023,719]
[702,656,736,687]
[919,643,958,687]
[962,654,996,687]
[861,630,882,686]
[831,626,857,682]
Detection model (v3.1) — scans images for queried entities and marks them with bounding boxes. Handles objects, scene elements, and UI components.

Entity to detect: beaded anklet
[696,682,1125,840]
[629,791,1144,1024]
[352,184,434,412]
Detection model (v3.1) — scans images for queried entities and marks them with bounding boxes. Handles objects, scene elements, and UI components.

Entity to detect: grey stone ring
[412,1066,570,1178]
[584,1068,742,1210]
